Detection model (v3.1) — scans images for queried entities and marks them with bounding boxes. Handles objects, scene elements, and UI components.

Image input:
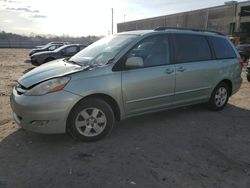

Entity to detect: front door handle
[165,68,174,74]
[177,66,186,72]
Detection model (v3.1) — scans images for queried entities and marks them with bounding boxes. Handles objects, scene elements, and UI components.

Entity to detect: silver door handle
[177,66,186,72]
[165,68,174,74]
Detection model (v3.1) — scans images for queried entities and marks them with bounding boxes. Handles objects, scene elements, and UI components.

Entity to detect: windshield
[69,34,138,66]
[40,43,53,49]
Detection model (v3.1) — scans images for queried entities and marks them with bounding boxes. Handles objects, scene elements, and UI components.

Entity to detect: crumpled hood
[18,59,86,88]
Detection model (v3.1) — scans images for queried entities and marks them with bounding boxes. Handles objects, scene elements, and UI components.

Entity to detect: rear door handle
[165,68,174,74]
[177,66,186,72]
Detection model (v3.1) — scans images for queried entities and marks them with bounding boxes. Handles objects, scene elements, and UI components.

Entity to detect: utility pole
[205,9,209,30]
[111,8,114,35]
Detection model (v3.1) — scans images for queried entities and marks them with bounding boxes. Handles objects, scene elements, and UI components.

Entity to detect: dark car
[236,44,250,62]
[30,44,87,66]
[35,41,70,49]
[29,42,67,56]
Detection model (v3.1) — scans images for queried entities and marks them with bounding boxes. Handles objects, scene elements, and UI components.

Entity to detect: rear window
[210,37,236,59]
[173,34,212,63]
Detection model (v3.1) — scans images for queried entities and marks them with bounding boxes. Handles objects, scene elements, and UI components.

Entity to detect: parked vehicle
[30,44,87,66]
[10,28,242,142]
[29,42,68,56]
[236,44,250,62]
[35,42,70,49]
[247,65,250,82]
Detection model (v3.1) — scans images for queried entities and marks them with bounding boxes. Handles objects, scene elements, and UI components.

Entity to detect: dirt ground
[0,48,250,188]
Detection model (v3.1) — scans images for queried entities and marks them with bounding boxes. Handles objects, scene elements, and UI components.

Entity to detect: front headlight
[25,77,70,96]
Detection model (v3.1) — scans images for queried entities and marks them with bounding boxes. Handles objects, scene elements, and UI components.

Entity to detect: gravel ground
[0,48,250,188]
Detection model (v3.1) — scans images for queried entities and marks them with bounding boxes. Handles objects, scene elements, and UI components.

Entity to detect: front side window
[48,45,57,51]
[210,37,237,59]
[173,34,212,63]
[125,35,170,68]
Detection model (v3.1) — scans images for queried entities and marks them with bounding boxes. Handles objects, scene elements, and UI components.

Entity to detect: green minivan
[11,28,243,141]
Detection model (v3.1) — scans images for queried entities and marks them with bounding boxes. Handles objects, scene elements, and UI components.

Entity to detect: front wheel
[208,82,229,111]
[67,98,115,142]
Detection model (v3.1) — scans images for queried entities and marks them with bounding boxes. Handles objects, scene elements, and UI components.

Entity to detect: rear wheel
[208,82,229,111]
[67,98,115,142]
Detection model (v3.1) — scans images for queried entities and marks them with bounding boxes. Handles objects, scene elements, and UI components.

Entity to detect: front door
[121,35,176,116]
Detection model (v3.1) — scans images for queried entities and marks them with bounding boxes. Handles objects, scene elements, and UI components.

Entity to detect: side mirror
[125,57,144,69]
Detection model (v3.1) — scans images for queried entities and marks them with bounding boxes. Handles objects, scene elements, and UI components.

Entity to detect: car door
[172,34,216,105]
[121,35,176,116]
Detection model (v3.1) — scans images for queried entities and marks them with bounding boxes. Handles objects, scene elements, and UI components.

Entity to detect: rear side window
[65,46,78,54]
[173,34,212,63]
[209,37,236,59]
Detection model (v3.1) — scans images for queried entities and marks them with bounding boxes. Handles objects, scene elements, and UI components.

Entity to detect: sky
[0,0,247,37]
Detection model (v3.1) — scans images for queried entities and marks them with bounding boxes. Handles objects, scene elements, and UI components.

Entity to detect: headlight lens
[25,77,70,96]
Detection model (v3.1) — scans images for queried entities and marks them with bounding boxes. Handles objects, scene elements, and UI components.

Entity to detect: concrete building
[117,1,250,40]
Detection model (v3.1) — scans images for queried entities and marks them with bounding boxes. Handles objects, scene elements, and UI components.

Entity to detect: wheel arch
[69,93,121,122]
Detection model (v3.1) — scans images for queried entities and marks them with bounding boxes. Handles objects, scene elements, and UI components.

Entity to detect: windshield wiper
[107,58,115,64]
[89,58,115,67]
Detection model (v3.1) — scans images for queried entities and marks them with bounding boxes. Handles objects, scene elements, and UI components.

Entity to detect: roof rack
[154,27,224,36]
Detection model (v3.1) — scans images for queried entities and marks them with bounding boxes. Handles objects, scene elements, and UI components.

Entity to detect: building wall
[0,40,47,48]
[117,2,246,35]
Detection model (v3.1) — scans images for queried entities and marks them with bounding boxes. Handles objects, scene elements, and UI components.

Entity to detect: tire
[44,57,55,63]
[67,98,115,142]
[208,82,229,111]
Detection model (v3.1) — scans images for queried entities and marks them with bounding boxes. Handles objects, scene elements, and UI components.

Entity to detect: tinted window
[173,34,212,63]
[126,35,170,68]
[65,46,78,54]
[210,37,236,59]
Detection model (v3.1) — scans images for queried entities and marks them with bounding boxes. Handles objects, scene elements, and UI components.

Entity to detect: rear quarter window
[209,37,237,59]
